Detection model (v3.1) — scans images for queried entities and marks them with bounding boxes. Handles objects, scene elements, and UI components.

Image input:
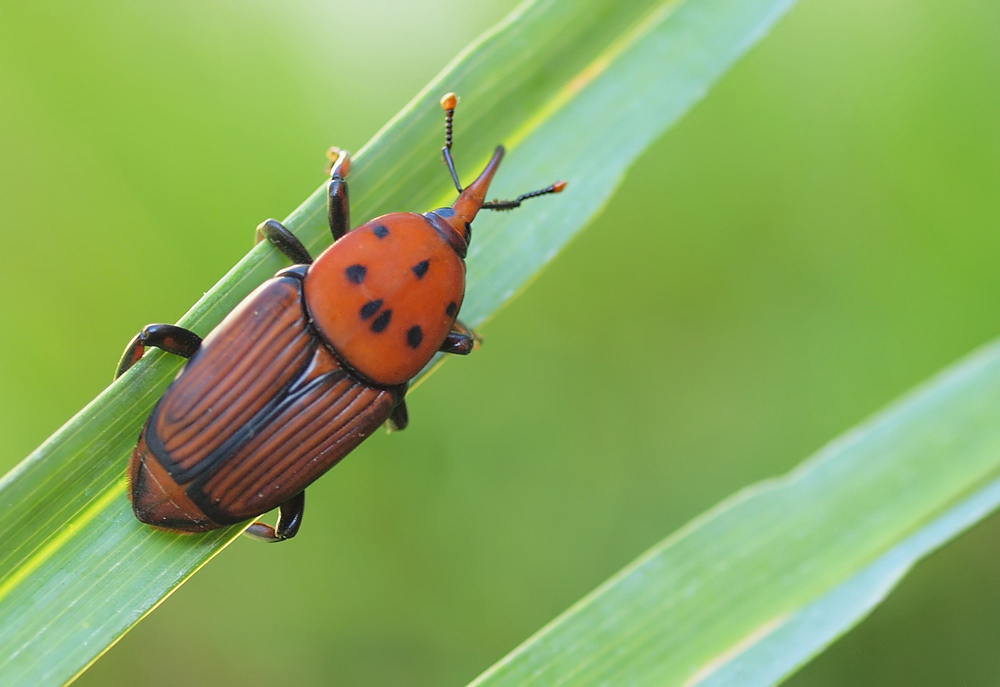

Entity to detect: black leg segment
[115,324,202,379]
[256,219,314,265]
[244,490,306,543]
[388,400,409,432]
[440,332,475,355]
[327,177,349,242]
[439,319,479,355]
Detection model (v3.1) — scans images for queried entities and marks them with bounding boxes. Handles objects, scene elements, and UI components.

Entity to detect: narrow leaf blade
[470,341,1000,686]
[0,0,796,683]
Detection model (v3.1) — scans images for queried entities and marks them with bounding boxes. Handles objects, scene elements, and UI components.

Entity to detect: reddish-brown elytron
[116,93,565,541]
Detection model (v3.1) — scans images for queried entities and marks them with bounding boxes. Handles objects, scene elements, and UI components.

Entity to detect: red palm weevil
[116,93,566,541]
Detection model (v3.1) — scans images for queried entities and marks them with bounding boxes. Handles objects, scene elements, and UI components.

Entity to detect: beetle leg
[115,324,202,379]
[440,332,475,355]
[326,147,351,241]
[388,400,409,432]
[255,219,314,265]
[244,490,306,543]
[439,319,481,355]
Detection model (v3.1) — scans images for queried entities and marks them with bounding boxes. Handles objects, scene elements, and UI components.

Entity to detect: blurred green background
[1,0,999,685]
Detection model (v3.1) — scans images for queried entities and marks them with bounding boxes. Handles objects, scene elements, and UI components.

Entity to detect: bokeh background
[2,0,999,684]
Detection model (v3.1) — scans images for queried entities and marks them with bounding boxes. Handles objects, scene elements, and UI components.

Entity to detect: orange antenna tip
[552,180,568,193]
[441,93,458,111]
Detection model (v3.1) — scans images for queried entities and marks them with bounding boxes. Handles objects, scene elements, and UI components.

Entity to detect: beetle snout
[450,145,505,235]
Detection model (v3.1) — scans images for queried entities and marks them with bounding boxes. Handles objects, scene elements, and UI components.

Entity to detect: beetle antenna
[440,92,567,209]
[482,180,568,211]
[441,93,464,194]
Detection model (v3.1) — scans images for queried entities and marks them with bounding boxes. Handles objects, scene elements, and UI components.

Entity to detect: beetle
[116,93,565,542]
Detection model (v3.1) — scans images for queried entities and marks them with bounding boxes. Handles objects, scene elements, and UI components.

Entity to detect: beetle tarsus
[325,147,352,241]
[256,219,314,264]
[244,491,306,543]
[324,146,351,178]
[115,324,202,379]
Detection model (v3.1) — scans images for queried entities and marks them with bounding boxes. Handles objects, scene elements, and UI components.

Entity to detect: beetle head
[425,145,504,253]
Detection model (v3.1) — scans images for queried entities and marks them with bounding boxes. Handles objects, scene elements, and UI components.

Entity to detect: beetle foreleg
[327,177,350,242]
[115,324,202,379]
[244,490,306,543]
[255,219,314,265]
[439,319,480,355]
[325,148,352,242]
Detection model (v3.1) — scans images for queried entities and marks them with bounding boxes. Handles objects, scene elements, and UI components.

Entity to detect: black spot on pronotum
[372,224,390,239]
[345,264,367,283]
[446,302,458,318]
[360,299,383,320]
[412,260,429,279]
[406,326,423,349]
[371,309,392,333]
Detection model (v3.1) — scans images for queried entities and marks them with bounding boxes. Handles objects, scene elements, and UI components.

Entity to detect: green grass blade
[470,340,1000,686]
[0,0,795,683]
